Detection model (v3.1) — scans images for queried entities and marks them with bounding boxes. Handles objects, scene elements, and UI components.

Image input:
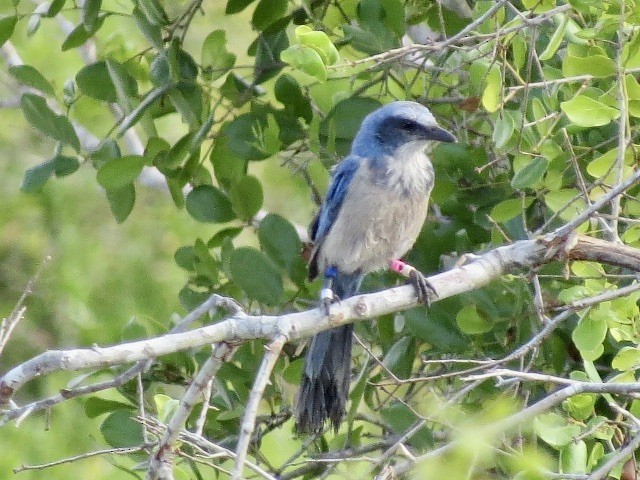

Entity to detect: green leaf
[251,0,287,31]
[97,155,146,189]
[456,305,492,334]
[168,83,202,127]
[572,311,608,354]
[539,16,567,61]
[76,61,117,102]
[210,136,247,189]
[137,0,169,25]
[562,55,616,78]
[226,0,257,14]
[230,175,263,221]
[116,85,172,138]
[53,155,80,176]
[106,183,136,223]
[294,25,340,66]
[222,114,270,161]
[544,188,587,221]
[150,52,171,86]
[201,30,237,81]
[229,247,283,305]
[27,8,42,37]
[482,66,502,113]
[625,74,640,117]
[61,14,106,51]
[21,93,80,151]
[587,147,633,179]
[382,336,415,379]
[280,44,327,82]
[320,97,382,155]
[85,397,133,418]
[44,0,67,17]
[100,410,144,448]
[21,155,80,192]
[174,245,197,272]
[560,440,587,474]
[611,347,640,371]
[534,412,581,449]
[522,0,556,12]
[405,306,467,352]
[8,65,55,96]
[563,392,596,421]
[132,6,163,49]
[82,0,102,31]
[258,213,301,271]
[511,157,548,190]
[274,74,312,122]
[253,29,289,84]
[154,394,179,423]
[492,112,514,149]
[186,185,236,223]
[0,16,17,47]
[21,160,56,192]
[490,197,533,222]
[561,95,619,127]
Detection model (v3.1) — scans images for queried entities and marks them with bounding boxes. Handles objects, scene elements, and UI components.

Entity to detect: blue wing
[308,155,361,279]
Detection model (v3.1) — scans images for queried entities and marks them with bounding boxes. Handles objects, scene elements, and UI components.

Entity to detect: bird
[296,100,457,434]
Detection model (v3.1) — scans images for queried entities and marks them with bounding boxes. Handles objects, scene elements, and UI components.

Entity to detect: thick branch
[1,234,638,409]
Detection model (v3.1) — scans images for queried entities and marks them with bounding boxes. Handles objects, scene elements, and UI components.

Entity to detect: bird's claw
[409,269,437,307]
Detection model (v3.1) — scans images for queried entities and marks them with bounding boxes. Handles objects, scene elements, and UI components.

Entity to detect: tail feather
[296,273,362,433]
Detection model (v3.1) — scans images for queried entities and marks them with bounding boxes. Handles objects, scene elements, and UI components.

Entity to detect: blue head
[350,101,456,158]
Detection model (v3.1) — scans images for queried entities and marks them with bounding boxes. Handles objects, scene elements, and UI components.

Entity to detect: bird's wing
[308,155,361,279]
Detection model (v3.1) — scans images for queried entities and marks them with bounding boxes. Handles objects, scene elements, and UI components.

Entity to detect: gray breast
[317,155,434,275]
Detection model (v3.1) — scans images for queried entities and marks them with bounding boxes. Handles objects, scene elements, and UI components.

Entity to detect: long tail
[296,273,362,433]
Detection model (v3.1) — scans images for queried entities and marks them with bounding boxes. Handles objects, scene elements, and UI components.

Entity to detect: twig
[551,166,640,239]
[141,416,278,480]
[138,372,148,444]
[609,11,630,243]
[13,445,148,473]
[389,381,640,478]
[587,431,640,480]
[147,342,235,480]
[232,334,287,480]
[1,254,51,356]
[1,293,244,425]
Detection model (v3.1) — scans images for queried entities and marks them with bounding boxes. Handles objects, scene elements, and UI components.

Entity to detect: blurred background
[0,2,315,477]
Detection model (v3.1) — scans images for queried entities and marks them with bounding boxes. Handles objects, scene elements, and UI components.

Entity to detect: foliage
[2,0,640,479]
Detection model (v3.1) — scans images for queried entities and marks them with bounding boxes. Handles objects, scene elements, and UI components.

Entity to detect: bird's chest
[374,150,434,197]
[319,155,434,274]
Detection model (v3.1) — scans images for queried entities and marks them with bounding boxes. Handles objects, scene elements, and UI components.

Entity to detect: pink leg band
[390,259,415,278]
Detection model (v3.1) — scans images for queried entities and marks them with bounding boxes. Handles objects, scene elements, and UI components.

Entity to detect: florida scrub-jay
[296,101,456,434]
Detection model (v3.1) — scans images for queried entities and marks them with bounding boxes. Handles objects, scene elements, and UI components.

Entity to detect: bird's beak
[424,125,457,143]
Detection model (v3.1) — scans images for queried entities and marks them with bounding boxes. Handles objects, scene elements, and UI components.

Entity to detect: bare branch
[1,293,244,424]
[2,235,639,411]
[147,343,236,480]
[13,445,148,473]
[0,255,51,356]
[232,334,286,480]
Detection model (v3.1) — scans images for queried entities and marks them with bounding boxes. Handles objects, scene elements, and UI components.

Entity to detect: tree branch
[147,343,236,480]
[2,235,638,413]
[232,334,287,480]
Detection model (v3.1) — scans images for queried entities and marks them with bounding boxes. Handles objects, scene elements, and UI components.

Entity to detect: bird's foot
[390,259,437,306]
[408,269,436,307]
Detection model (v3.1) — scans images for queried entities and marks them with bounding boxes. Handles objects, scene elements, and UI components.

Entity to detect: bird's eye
[401,120,416,131]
